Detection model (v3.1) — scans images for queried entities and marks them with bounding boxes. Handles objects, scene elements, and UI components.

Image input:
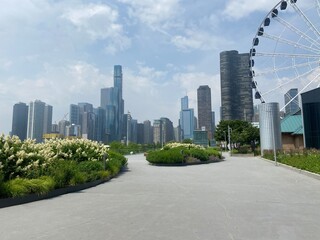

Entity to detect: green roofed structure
[281,112,304,150]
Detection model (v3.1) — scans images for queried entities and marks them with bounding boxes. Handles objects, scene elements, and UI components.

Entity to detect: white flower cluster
[164,142,205,150]
[0,135,109,180]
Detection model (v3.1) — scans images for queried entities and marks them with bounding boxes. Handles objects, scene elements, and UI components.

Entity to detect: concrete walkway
[0,154,320,240]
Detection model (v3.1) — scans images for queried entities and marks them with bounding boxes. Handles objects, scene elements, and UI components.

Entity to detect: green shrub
[205,148,222,159]
[237,145,251,154]
[1,176,55,198]
[146,148,184,164]
[78,161,104,173]
[188,148,209,161]
[47,160,79,188]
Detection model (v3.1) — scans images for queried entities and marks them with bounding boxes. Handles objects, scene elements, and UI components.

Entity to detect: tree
[215,120,259,148]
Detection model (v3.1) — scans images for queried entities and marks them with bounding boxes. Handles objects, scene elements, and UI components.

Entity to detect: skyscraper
[285,88,300,115]
[100,65,124,142]
[11,102,28,140]
[27,100,52,142]
[78,103,95,140]
[94,107,106,143]
[197,85,213,140]
[70,104,80,125]
[179,95,195,140]
[220,50,253,121]
[153,119,162,144]
[143,120,153,144]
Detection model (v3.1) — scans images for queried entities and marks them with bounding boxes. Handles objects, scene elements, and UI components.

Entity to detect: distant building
[197,85,213,140]
[174,126,181,142]
[285,88,300,115]
[179,95,195,140]
[193,130,209,147]
[137,123,144,144]
[301,88,320,149]
[58,120,70,136]
[100,65,124,142]
[143,120,153,144]
[70,104,80,125]
[27,100,52,142]
[11,102,28,140]
[220,50,253,121]
[78,103,95,140]
[161,117,174,144]
[94,107,106,143]
[153,119,162,145]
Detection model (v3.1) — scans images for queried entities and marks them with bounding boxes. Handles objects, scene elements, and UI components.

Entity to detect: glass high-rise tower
[27,100,52,143]
[285,88,300,115]
[220,50,253,121]
[179,96,195,140]
[100,65,124,143]
[11,102,28,140]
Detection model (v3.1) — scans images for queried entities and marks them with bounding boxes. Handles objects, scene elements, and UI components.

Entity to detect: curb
[259,157,320,181]
[0,178,110,209]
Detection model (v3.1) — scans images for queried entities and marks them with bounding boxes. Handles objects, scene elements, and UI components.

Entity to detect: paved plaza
[0,154,320,240]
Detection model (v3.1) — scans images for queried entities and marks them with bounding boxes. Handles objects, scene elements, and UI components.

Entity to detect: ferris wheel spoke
[280,71,320,111]
[254,59,320,77]
[256,52,320,58]
[261,67,317,96]
[290,2,320,39]
[274,16,320,50]
[261,33,320,54]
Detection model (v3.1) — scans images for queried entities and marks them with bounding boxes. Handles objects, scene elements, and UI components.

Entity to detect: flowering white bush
[0,134,109,181]
[163,142,205,150]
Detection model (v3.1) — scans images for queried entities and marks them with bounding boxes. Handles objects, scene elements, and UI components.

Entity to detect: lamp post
[228,125,232,156]
[270,111,278,166]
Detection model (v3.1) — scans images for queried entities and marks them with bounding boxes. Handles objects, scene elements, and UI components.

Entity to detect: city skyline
[0,0,293,134]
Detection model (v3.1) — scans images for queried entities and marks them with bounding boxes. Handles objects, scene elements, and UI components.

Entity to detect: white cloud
[118,0,182,30]
[223,0,277,20]
[172,29,233,51]
[62,3,131,53]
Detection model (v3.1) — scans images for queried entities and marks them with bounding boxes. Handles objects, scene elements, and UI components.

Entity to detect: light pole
[270,111,278,166]
[126,111,130,146]
[228,125,232,156]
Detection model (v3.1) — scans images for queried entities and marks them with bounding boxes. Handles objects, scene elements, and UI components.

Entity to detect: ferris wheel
[250,0,320,111]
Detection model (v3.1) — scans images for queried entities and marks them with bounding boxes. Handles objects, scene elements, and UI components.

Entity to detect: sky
[0,0,312,134]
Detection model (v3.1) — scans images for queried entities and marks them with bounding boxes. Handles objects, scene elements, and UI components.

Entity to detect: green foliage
[205,148,222,159]
[1,176,55,198]
[238,145,251,154]
[215,120,259,148]
[47,160,79,188]
[146,144,223,164]
[187,148,209,161]
[182,139,193,144]
[263,149,320,174]
[146,148,185,164]
[0,136,127,198]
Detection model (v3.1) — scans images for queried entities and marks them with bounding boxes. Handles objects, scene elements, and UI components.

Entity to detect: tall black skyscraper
[11,102,28,140]
[197,85,213,140]
[220,50,253,121]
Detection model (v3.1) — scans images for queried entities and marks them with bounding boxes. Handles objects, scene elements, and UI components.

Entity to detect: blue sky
[0,0,305,134]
